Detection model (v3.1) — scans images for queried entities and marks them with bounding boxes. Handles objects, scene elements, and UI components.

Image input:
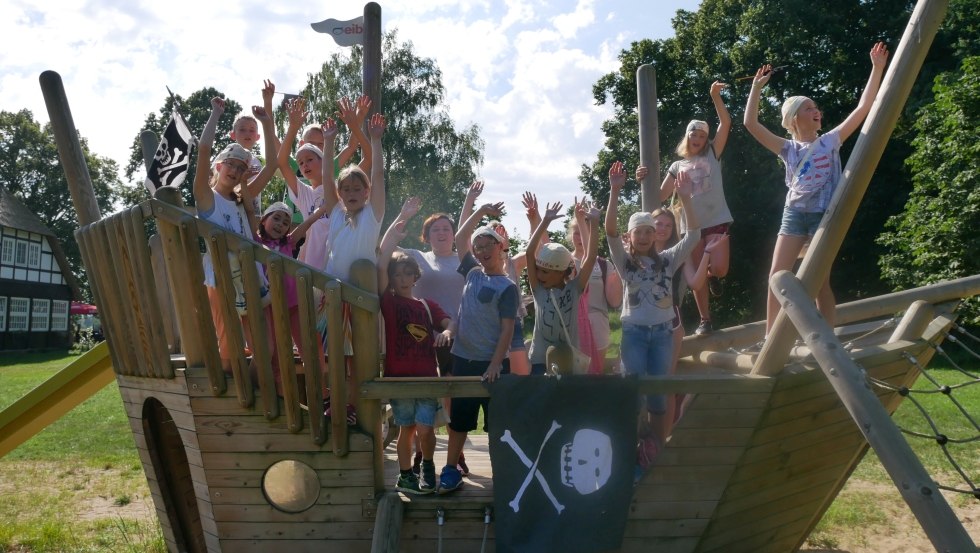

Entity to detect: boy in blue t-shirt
[439,201,518,494]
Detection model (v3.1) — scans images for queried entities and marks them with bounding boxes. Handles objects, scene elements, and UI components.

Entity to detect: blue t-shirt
[450,253,519,361]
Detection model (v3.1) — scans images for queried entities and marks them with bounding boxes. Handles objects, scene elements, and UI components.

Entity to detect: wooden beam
[771,270,976,552]
[370,492,404,553]
[637,64,660,213]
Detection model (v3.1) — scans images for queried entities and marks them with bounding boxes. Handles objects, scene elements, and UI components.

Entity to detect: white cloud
[1,0,695,236]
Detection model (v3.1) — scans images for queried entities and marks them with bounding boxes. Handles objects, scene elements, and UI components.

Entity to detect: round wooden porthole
[261,460,320,513]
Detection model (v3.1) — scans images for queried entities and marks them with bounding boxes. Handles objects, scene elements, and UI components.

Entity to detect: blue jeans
[621,321,673,414]
[779,206,824,237]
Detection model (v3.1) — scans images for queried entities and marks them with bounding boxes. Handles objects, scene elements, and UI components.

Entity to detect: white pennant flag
[310,16,364,47]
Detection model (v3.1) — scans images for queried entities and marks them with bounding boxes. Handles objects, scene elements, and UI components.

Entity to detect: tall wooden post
[39,71,101,227]
[637,64,660,213]
[752,0,949,376]
[363,2,382,116]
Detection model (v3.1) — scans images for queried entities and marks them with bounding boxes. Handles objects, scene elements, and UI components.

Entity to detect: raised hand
[480,202,505,218]
[542,202,564,222]
[321,118,338,140]
[870,41,889,70]
[703,233,729,254]
[710,80,728,98]
[635,165,649,182]
[287,98,308,127]
[211,96,226,114]
[399,196,422,219]
[368,113,386,139]
[752,64,773,89]
[354,95,372,124]
[390,220,408,242]
[336,97,357,126]
[261,80,275,105]
[675,168,693,198]
[466,181,484,201]
[521,191,540,221]
[609,161,626,192]
[252,105,271,123]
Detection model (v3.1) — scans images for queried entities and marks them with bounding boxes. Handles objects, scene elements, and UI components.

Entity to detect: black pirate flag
[143,110,195,195]
[488,375,638,553]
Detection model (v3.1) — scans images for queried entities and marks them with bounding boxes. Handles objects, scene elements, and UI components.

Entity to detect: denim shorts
[620,321,673,414]
[390,397,439,427]
[779,207,824,237]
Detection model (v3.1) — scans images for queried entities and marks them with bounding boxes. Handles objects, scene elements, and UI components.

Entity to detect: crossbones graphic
[500,421,565,514]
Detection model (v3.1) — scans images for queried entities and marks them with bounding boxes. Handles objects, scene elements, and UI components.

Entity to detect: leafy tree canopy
[0,109,123,298]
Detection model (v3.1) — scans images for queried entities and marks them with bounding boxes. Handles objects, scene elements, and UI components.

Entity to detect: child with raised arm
[439,201,518,494]
[276,96,371,270]
[254,201,330,394]
[526,201,600,375]
[193,96,278,370]
[605,161,699,475]
[377,218,452,495]
[636,81,732,336]
[744,42,889,341]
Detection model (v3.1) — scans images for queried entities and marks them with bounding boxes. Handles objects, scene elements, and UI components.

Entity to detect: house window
[8,297,29,331]
[1,236,14,265]
[32,299,50,332]
[0,297,6,331]
[51,300,69,331]
[15,241,28,266]
[28,242,41,268]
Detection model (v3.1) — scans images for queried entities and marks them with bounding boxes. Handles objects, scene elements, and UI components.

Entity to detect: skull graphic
[560,428,612,495]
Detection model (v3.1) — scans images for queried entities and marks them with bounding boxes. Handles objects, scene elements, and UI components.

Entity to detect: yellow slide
[0,342,115,458]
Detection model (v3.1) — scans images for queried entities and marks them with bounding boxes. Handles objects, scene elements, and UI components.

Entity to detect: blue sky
[1,0,701,233]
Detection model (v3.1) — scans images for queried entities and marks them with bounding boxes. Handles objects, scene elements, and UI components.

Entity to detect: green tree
[121,88,244,208]
[578,0,973,327]
[0,109,123,298]
[877,56,980,323]
[295,30,484,249]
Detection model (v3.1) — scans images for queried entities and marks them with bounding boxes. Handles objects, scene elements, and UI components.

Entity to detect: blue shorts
[390,397,438,427]
[448,355,510,433]
[621,321,673,414]
[779,207,824,237]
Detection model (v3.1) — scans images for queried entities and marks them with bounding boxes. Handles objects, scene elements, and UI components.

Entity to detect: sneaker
[457,452,470,476]
[412,450,423,476]
[740,340,766,354]
[396,472,428,495]
[439,465,463,494]
[420,461,437,493]
[695,319,713,336]
[708,276,724,297]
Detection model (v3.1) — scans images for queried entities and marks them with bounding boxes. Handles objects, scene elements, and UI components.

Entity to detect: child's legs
[396,423,417,470]
[767,230,810,334]
[507,318,530,375]
[418,423,436,460]
[206,286,234,369]
[705,226,731,278]
[693,284,711,321]
[620,323,650,377]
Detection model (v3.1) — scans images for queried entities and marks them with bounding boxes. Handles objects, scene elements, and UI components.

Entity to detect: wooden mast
[637,64,660,213]
[752,0,950,376]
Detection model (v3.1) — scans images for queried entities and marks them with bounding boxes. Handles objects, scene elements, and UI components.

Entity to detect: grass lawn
[1,336,975,552]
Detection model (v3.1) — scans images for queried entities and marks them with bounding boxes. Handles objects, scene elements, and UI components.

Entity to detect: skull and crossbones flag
[143,110,196,195]
[488,375,638,553]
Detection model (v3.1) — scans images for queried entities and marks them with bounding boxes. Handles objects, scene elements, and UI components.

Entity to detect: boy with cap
[438,201,518,493]
[526,200,601,375]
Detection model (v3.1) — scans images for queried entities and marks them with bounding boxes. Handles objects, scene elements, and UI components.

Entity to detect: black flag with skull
[487,375,637,553]
[143,109,196,195]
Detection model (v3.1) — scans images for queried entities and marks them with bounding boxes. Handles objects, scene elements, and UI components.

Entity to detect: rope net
[868,324,980,499]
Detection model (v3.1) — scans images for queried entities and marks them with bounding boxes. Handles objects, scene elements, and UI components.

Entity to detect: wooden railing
[75,196,381,459]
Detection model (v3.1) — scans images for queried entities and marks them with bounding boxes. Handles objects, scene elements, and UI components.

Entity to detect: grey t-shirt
[607,229,700,326]
[667,145,732,233]
[403,249,465,319]
[528,280,581,365]
[450,253,519,361]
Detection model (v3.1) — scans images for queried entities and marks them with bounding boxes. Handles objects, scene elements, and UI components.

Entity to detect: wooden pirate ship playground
[1,0,978,551]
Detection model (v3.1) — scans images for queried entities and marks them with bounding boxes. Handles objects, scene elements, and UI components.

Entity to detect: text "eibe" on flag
[143,111,195,195]
[310,16,364,47]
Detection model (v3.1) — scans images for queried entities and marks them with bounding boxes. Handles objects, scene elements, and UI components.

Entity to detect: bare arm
[832,42,889,142]
[192,97,224,214]
[377,219,407,292]
[710,81,732,157]
[485,318,515,383]
[244,103,279,200]
[277,99,306,197]
[460,181,483,229]
[288,199,329,242]
[320,119,340,214]
[526,201,563,293]
[604,263,623,309]
[743,65,785,155]
[605,161,625,237]
[576,207,601,292]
